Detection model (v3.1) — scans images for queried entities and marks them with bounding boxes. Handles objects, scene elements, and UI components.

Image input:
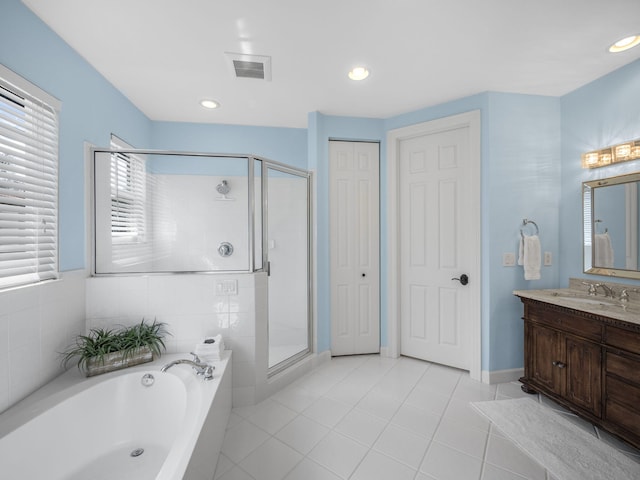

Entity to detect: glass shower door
[266,166,311,371]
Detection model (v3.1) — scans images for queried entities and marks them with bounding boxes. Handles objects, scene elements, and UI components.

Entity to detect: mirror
[583,172,640,279]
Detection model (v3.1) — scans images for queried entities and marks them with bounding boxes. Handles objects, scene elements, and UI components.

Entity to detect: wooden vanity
[515,285,640,450]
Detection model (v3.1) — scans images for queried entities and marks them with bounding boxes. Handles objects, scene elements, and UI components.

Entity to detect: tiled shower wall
[0,270,86,413]
[85,272,268,406]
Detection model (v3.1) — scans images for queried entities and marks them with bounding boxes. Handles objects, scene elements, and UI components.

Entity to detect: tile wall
[0,270,86,413]
[85,272,268,406]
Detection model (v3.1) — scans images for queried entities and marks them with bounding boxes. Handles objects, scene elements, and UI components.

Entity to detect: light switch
[503,252,516,266]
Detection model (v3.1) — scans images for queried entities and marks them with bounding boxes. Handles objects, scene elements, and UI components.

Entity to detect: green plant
[62,319,169,372]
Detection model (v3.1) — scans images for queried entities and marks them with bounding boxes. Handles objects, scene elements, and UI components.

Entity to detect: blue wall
[560,59,640,288]
[151,122,307,170]
[0,0,152,271]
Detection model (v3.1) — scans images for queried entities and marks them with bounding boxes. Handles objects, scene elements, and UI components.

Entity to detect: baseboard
[482,368,524,385]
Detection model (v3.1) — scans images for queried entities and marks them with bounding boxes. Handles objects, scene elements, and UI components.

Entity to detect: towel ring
[520,219,539,239]
[594,219,608,234]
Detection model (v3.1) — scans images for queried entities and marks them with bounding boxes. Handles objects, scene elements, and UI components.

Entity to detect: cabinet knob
[552,361,566,369]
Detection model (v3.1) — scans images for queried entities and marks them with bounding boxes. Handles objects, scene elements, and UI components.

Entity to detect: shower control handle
[218,242,234,257]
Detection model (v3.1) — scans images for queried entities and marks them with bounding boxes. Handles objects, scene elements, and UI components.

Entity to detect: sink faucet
[620,288,639,304]
[161,353,215,380]
[596,283,616,298]
[581,282,598,296]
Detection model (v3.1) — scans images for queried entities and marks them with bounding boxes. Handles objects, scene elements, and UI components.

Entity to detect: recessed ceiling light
[200,99,220,109]
[348,66,369,81]
[609,35,640,53]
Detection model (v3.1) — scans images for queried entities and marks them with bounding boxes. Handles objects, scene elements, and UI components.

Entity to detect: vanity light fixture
[348,66,369,81]
[199,99,220,109]
[609,35,640,53]
[582,138,640,168]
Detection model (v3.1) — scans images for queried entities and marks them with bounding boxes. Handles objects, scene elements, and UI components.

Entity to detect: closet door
[329,141,380,355]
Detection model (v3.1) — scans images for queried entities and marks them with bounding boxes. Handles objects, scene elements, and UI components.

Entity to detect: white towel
[594,233,614,267]
[520,235,541,280]
[194,334,225,361]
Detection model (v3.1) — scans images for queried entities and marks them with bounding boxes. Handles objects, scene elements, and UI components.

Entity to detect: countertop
[514,279,640,327]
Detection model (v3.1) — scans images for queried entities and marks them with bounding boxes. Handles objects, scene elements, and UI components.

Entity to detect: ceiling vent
[225,52,272,81]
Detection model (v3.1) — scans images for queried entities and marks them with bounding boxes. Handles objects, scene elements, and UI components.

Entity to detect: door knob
[451,274,469,285]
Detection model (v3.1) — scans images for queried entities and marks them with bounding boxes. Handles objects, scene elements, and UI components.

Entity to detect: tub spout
[161,353,214,380]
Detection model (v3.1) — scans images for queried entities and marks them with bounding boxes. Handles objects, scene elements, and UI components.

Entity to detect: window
[108,135,152,267]
[0,65,60,289]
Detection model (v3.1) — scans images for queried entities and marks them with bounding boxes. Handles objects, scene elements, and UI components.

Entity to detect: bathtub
[0,351,231,480]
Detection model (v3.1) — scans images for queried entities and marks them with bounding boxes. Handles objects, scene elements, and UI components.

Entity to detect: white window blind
[0,65,60,289]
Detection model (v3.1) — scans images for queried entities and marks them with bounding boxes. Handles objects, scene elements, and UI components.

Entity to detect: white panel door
[399,126,475,370]
[330,141,380,356]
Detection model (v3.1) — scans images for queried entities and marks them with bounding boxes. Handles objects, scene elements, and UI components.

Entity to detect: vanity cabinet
[519,297,640,449]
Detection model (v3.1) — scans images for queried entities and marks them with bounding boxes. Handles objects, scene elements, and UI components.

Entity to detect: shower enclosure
[92,149,312,374]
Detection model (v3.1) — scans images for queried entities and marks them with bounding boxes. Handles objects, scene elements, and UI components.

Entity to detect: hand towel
[194,334,225,361]
[594,233,614,267]
[522,235,541,280]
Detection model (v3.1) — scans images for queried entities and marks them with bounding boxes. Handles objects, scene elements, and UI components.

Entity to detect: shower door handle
[266,261,271,276]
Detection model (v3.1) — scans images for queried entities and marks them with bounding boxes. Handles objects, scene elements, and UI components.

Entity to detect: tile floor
[215,355,640,480]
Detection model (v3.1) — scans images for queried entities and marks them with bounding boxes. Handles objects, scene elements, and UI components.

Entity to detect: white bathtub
[0,352,231,480]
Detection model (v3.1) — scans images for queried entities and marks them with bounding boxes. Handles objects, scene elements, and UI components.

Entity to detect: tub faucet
[161,353,215,380]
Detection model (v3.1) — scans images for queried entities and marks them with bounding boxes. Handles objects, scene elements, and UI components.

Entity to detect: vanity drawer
[605,325,640,356]
[605,398,640,438]
[606,376,640,437]
[527,306,602,341]
[606,352,640,385]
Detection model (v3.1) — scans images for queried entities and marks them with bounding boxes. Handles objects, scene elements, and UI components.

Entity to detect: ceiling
[22,0,640,128]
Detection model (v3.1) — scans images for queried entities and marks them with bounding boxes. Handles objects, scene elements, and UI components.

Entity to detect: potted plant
[62,319,170,376]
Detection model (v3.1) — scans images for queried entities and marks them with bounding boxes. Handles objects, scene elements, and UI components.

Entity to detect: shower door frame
[90,148,314,375]
[261,160,313,377]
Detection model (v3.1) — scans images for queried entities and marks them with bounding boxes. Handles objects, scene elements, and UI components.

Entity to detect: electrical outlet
[544,251,552,266]
[503,252,516,266]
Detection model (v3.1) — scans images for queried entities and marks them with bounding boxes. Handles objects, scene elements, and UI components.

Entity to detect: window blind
[109,135,153,266]
[0,66,59,289]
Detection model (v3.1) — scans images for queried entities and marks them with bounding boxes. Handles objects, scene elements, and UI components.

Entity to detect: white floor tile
[481,463,529,480]
[246,398,298,434]
[324,379,371,405]
[420,441,483,480]
[239,437,303,480]
[434,416,489,459]
[373,423,431,469]
[275,415,329,455]
[334,408,387,446]
[356,389,403,421]
[214,453,235,479]
[217,465,255,480]
[302,396,352,427]
[283,458,342,480]
[404,385,451,417]
[271,385,319,412]
[391,403,440,438]
[484,433,546,480]
[216,354,640,480]
[308,430,368,479]
[221,420,270,463]
[350,450,416,480]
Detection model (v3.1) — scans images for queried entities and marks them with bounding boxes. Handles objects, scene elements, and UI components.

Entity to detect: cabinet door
[529,323,562,393]
[564,335,602,417]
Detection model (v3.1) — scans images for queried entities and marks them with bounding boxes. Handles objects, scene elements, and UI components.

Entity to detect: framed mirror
[583,172,640,279]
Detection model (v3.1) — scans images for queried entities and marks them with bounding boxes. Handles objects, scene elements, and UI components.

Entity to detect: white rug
[471,397,640,480]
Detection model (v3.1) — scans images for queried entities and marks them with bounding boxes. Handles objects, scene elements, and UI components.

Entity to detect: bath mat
[471,397,640,480]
